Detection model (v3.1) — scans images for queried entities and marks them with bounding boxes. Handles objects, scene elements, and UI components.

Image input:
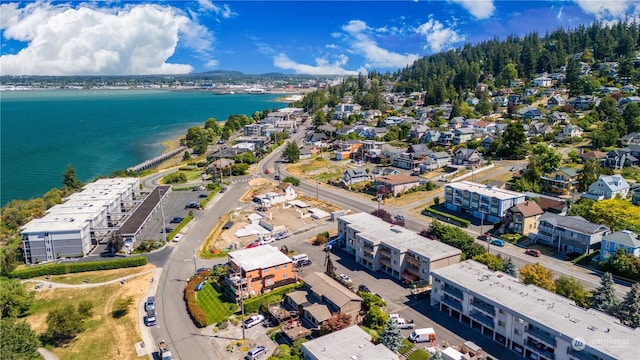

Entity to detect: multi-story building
[581,175,630,201]
[600,230,640,259]
[541,167,580,196]
[21,178,141,264]
[301,325,398,360]
[224,245,296,299]
[537,213,610,255]
[431,260,638,360]
[502,200,544,236]
[337,213,461,284]
[444,181,526,223]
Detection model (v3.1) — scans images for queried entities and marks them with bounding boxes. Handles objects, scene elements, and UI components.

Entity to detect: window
[498,321,505,328]
[282,273,288,279]
[266,279,274,286]
[514,329,522,335]
[275,265,279,270]
[499,309,505,314]
[263,268,269,274]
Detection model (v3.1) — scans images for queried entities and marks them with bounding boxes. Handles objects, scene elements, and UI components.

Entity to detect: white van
[291,254,309,265]
[409,328,436,343]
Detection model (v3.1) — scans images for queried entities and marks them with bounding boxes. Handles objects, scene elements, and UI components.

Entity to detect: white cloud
[273,53,359,75]
[416,17,465,53]
[197,0,236,18]
[341,20,419,69]
[450,0,495,19]
[0,2,217,75]
[574,0,635,19]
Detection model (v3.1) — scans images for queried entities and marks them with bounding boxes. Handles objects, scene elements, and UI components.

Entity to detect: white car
[258,237,274,245]
[339,274,352,284]
[172,233,183,242]
[243,314,265,328]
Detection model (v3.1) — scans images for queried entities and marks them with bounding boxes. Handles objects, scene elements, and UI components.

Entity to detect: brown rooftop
[510,201,544,217]
[374,174,421,185]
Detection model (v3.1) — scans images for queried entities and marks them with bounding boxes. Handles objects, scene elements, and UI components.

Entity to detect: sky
[1,1,639,76]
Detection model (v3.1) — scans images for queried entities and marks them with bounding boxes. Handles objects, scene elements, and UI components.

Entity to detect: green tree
[363,306,388,331]
[77,300,94,319]
[531,143,561,173]
[0,279,35,319]
[590,272,619,316]
[380,318,403,352]
[182,151,191,161]
[519,263,556,291]
[283,176,300,186]
[475,96,492,115]
[623,102,640,133]
[501,63,518,84]
[472,253,505,271]
[62,164,82,191]
[554,276,590,308]
[589,199,640,232]
[45,304,85,345]
[204,117,222,135]
[0,246,20,276]
[0,318,41,360]
[502,257,518,277]
[231,163,249,176]
[500,122,527,159]
[568,198,595,218]
[282,141,300,163]
[618,283,640,329]
[577,158,601,192]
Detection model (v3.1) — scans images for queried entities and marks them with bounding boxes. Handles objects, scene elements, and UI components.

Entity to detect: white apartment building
[431,260,638,360]
[337,212,461,284]
[445,181,526,223]
[21,178,140,263]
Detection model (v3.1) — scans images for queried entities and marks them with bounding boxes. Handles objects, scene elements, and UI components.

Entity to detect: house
[449,116,465,129]
[480,135,497,149]
[392,153,422,170]
[301,326,398,360]
[537,213,610,254]
[334,141,362,161]
[409,124,430,141]
[507,94,522,106]
[341,167,371,186]
[547,111,571,126]
[567,95,600,110]
[502,201,544,236]
[452,148,483,166]
[370,167,400,177]
[383,116,405,127]
[540,167,580,196]
[437,131,455,146]
[555,124,583,141]
[255,183,298,206]
[581,175,630,200]
[525,193,568,215]
[527,122,554,138]
[533,77,552,87]
[578,150,607,164]
[632,184,640,206]
[374,174,423,197]
[453,127,475,145]
[519,108,545,122]
[600,230,640,259]
[620,132,640,146]
[473,120,496,134]
[224,245,296,299]
[234,136,269,149]
[336,125,355,136]
[547,95,566,109]
[620,84,638,93]
[337,212,461,284]
[420,151,451,172]
[445,181,526,223]
[605,147,640,169]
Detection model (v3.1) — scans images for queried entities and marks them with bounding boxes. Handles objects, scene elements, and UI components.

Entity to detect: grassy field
[287,157,344,182]
[195,282,238,325]
[31,264,154,285]
[25,268,153,360]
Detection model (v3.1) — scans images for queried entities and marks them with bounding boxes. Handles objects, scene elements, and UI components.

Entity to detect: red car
[264,169,270,174]
[245,242,260,249]
[525,249,542,257]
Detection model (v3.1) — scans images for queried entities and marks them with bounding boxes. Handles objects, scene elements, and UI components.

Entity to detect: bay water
[1,89,287,205]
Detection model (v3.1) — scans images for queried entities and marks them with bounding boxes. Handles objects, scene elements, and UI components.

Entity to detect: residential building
[392,153,423,170]
[298,272,362,323]
[581,175,630,200]
[445,181,526,223]
[533,77,552,87]
[21,178,141,264]
[341,167,371,186]
[620,132,640,146]
[546,95,565,109]
[540,167,580,196]
[632,184,640,206]
[600,230,640,259]
[373,174,422,197]
[243,123,264,137]
[452,148,483,166]
[453,127,475,145]
[547,111,571,126]
[224,245,296,299]
[301,325,398,360]
[370,167,400,177]
[555,125,583,141]
[254,183,298,207]
[420,151,451,172]
[334,141,362,161]
[338,212,461,284]
[502,201,544,236]
[578,150,607,164]
[234,136,269,149]
[537,213,610,254]
[420,129,441,144]
[567,95,600,110]
[605,146,640,169]
[430,260,638,360]
[524,193,568,215]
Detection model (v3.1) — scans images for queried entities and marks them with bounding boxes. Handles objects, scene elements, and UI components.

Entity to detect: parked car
[144,313,157,326]
[490,239,506,247]
[161,227,174,233]
[478,233,491,241]
[510,166,519,171]
[170,217,183,224]
[245,242,260,249]
[196,267,210,275]
[339,274,352,284]
[525,249,542,257]
[244,345,268,360]
[295,259,312,268]
[274,175,280,180]
[264,169,270,174]
[275,231,290,240]
[199,193,208,198]
[358,284,371,293]
[185,201,199,209]
[243,314,265,328]
[172,233,183,242]
[144,297,156,312]
[220,187,228,193]
[394,214,405,221]
[258,237,274,245]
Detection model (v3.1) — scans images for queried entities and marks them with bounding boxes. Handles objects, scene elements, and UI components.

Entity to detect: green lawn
[196,283,238,324]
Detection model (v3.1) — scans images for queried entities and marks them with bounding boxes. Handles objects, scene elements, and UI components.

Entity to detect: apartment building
[224,245,296,299]
[502,201,544,236]
[301,325,398,360]
[431,260,637,360]
[21,178,140,264]
[445,181,526,223]
[337,213,461,284]
[537,213,610,254]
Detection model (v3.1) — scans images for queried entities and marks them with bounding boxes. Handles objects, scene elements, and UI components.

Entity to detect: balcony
[470,310,494,328]
[527,327,556,347]
[379,248,391,258]
[442,296,463,311]
[363,244,374,253]
[471,300,495,316]
[404,266,419,276]
[363,251,374,260]
[379,257,392,267]
[525,339,556,360]
[443,285,463,299]
[405,255,420,266]
[226,273,247,286]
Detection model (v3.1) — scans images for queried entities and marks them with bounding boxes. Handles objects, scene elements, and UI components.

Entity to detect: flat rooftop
[229,245,292,271]
[432,260,638,359]
[447,181,525,200]
[22,211,95,232]
[301,325,398,360]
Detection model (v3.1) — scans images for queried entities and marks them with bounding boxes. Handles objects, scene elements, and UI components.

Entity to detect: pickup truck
[158,340,173,360]
[390,314,415,329]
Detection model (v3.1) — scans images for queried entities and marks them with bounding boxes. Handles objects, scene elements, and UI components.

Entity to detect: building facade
[444,181,526,223]
[581,175,630,201]
[600,230,640,259]
[502,201,544,236]
[537,213,610,254]
[431,260,638,360]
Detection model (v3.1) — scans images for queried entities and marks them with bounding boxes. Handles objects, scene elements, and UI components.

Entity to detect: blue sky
[1,1,639,76]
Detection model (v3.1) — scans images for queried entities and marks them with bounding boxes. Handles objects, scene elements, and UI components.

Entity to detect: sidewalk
[135,267,164,359]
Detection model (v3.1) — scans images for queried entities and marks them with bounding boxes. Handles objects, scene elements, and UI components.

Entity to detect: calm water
[1,90,286,204]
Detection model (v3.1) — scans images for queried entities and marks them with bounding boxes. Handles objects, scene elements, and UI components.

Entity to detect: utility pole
[316,181,319,199]
[193,249,197,274]
[237,281,245,339]
[159,188,166,242]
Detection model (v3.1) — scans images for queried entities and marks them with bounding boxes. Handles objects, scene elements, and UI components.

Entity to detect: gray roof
[228,245,292,271]
[539,213,609,235]
[286,290,311,307]
[303,272,362,308]
[590,175,630,193]
[301,326,399,360]
[304,303,332,323]
[602,230,640,248]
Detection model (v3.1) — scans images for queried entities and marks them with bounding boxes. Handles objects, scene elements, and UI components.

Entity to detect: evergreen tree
[577,158,601,192]
[380,318,403,352]
[590,272,619,315]
[62,164,82,191]
[0,318,41,360]
[618,283,640,329]
[500,122,527,159]
[282,141,300,163]
[502,257,518,277]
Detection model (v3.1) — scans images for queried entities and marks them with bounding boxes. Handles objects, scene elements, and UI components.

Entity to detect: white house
[533,77,552,87]
[582,175,630,200]
[600,230,640,259]
[256,183,297,206]
[555,124,583,141]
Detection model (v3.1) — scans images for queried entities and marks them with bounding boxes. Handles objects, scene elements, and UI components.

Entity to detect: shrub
[9,257,147,279]
[242,282,304,314]
[422,207,470,227]
[184,274,209,328]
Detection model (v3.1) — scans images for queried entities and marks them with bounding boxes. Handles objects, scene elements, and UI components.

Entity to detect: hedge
[184,273,209,328]
[9,256,147,279]
[243,282,304,314]
[422,208,471,228]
